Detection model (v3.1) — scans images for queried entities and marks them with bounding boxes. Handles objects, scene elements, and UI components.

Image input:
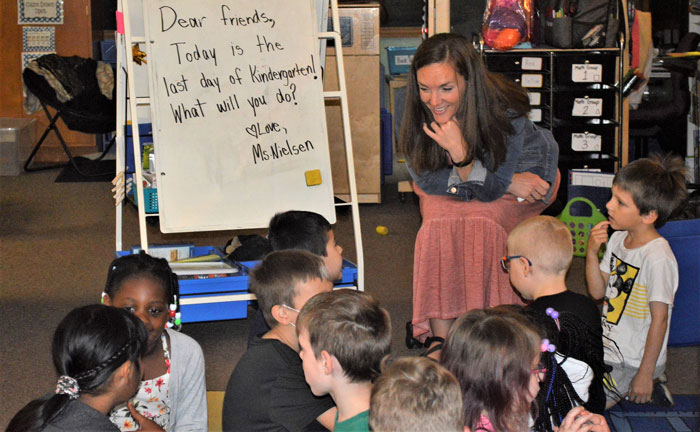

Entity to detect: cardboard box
[0,118,36,176]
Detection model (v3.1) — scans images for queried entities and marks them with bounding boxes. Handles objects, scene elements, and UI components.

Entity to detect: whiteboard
[143,0,336,232]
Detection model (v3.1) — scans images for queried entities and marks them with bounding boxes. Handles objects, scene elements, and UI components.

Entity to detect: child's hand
[628,372,654,403]
[587,221,610,256]
[128,402,165,431]
[554,406,610,432]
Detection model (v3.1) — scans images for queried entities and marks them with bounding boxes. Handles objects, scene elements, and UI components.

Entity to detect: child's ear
[270,305,291,326]
[320,350,334,375]
[641,210,658,226]
[115,360,137,386]
[102,294,113,306]
[520,257,531,277]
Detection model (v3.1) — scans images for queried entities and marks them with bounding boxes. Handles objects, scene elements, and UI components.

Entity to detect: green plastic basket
[557,197,607,257]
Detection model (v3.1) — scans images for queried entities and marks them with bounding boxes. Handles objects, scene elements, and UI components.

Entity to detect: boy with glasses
[505,215,605,413]
[586,156,687,408]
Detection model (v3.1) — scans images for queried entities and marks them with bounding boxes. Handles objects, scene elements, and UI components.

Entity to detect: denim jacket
[407,115,559,203]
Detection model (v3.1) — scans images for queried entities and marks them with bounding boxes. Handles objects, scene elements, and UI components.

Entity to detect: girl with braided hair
[7,304,156,431]
[102,252,207,431]
[519,307,609,432]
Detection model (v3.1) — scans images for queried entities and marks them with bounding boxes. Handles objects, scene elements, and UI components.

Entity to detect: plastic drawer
[554,52,618,86]
[492,71,551,90]
[553,89,617,121]
[555,154,617,203]
[553,120,616,156]
[484,53,550,73]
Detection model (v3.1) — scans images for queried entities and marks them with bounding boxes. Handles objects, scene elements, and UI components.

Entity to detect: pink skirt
[411,171,561,341]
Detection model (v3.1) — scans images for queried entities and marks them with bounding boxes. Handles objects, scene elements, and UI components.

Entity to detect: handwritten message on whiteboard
[144,0,335,232]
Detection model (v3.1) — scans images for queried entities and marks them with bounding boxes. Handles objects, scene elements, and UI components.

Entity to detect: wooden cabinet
[324,3,381,203]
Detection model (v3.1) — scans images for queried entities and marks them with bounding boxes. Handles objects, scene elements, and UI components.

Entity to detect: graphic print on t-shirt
[604,253,640,325]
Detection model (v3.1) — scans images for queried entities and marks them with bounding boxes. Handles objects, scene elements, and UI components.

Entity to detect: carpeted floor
[605,395,699,431]
[1,170,698,429]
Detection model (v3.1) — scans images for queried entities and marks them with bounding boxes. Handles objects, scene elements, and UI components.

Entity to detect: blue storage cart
[240,258,359,289]
[116,246,252,323]
[116,247,359,324]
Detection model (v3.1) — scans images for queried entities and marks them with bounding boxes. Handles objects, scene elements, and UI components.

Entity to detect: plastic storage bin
[0,118,35,176]
[116,246,250,323]
[125,123,153,174]
[240,259,358,288]
[132,186,159,213]
[658,219,700,346]
[386,46,417,75]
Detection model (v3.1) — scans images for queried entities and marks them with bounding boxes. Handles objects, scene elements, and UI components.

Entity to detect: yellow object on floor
[207,391,225,432]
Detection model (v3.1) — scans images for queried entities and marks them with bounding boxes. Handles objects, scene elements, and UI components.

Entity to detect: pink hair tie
[540,338,556,353]
[55,375,79,399]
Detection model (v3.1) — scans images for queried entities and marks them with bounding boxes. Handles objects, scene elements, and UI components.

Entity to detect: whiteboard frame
[115,0,365,292]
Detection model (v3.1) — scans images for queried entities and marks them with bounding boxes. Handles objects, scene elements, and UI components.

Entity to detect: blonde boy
[369,357,464,432]
[586,156,687,408]
[506,215,605,412]
[297,290,391,432]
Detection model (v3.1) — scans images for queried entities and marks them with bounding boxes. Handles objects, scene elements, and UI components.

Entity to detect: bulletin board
[142,0,336,232]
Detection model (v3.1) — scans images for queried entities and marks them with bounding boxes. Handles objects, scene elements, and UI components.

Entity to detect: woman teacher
[400,33,560,358]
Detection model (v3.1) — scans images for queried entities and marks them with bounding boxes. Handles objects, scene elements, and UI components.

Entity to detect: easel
[113,0,365,310]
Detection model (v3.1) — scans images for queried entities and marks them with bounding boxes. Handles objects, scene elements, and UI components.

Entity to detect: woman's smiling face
[416,61,466,125]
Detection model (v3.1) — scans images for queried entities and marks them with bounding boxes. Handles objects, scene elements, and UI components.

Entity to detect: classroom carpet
[604,395,699,431]
[54,158,115,182]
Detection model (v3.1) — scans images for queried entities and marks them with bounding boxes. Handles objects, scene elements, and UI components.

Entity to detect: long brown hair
[441,308,541,432]
[399,33,530,174]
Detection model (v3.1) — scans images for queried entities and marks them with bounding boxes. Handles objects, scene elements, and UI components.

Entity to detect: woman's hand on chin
[422,117,468,162]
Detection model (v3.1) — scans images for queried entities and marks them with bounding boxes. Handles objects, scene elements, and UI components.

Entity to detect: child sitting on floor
[222,250,336,431]
[586,155,687,408]
[102,252,208,431]
[297,289,391,432]
[248,210,344,343]
[506,215,606,414]
[7,305,154,432]
[441,308,609,432]
[369,356,464,432]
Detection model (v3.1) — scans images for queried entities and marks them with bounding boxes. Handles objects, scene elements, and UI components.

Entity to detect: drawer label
[572,97,602,117]
[521,74,543,88]
[572,64,602,82]
[528,92,541,106]
[528,108,542,122]
[571,132,602,151]
[522,57,543,70]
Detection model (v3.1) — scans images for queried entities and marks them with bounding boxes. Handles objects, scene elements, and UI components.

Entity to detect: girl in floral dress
[102,252,208,431]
